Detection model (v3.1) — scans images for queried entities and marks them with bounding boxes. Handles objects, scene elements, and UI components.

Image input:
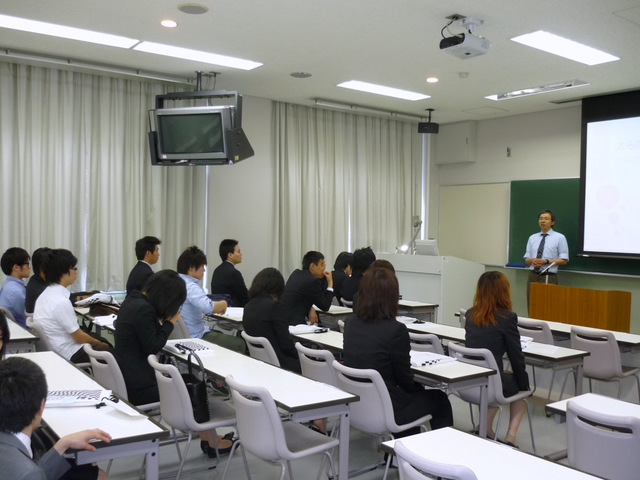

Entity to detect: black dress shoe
[201,439,236,458]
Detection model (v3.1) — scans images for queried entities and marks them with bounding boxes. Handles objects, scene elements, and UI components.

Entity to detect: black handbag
[181,351,210,423]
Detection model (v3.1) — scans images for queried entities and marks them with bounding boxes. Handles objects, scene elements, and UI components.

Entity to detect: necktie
[535,233,548,272]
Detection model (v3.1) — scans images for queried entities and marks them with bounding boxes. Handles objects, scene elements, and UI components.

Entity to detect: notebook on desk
[46,389,111,407]
[410,351,456,367]
[165,339,213,354]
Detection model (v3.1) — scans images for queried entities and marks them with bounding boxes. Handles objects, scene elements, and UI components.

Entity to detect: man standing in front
[282,251,334,326]
[524,209,569,306]
[125,236,161,294]
[0,247,31,327]
[210,239,249,307]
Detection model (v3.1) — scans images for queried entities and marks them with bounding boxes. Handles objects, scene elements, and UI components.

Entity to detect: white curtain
[273,102,422,274]
[0,63,207,290]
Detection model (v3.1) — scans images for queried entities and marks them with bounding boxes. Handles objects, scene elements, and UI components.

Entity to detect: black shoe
[221,431,235,441]
[203,439,236,458]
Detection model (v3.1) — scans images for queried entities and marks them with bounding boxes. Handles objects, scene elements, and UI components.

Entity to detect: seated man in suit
[177,246,246,353]
[0,247,31,327]
[341,246,376,303]
[125,236,161,294]
[25,247,52,315]
[210,239,249,307]
[331,251,353,306]
[0,356,111,480]
[281,251,334,326]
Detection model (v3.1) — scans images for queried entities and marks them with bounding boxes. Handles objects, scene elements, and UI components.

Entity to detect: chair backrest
[340,298,353,308]
[409,332,444,355]
[395,440,478,480]
[332,360,399,435]
[570,326,622,379]
[83,344,129,399]
[337,319,345,332]
[458,308,467,328]
[567,399,640,480]
[295,342,338,386]
[225,374,288,462]
[29,320,55,352]
[168,316,191,340]
[147,354,201,431]
[240,331,280,367]
[447,342,503,404]
[517,317,553,345]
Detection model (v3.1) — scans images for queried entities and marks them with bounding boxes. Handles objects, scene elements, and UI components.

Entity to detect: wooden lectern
[529,283,631,332]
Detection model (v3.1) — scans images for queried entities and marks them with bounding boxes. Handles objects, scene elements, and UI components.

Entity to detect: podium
[529,283,631,332]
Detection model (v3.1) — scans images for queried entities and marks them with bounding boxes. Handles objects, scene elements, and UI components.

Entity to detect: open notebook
[165,339,213,354]
[46,389,111,407]
[410,351,456,367]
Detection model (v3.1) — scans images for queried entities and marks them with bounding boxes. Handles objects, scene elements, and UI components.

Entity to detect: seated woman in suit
[114,270,233,456]
[242,267,301,373]
[465,271,530,446]
[343,267,453,435]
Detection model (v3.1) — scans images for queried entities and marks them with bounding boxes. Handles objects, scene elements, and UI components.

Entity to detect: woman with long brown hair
[465,271,529,446]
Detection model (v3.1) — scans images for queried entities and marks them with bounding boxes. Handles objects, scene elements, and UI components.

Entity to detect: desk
[293,330,496,439]
[381,427,599,479]
[315,304,352,329]
[406,322,588,396]
[13,351,168,480]
[520,316,640,352]
[7,317,38,352]
[398,300,438,323]
[546,392,640,420]
[165,338,358,480]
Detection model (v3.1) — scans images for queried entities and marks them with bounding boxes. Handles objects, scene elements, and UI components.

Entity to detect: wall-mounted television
[148,90,254,166]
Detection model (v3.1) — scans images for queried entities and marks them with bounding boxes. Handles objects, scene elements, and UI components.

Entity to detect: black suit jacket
[242,294,301,373]
[343,315,424,412]
[464,308,530,391]
[340,274,362,302]
[281,269,334,325]
[114,291,174,404]
[332,270,347,305]
[210,261,249,307]
[125,261,153,294]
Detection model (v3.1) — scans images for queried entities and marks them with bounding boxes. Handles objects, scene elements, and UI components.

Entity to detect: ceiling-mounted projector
[440,34,490,59]
[440,15,490,59]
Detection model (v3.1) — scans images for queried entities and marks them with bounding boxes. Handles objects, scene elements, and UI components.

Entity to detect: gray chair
[408,332,444,355]
[332,360,432,480]
[395,440,478,480]
[221,374,339,480]
[295,342,338,386]
[30,320,91,371]
[83,344,159,412]
[337,319,345,332]
[148,354,237,479]
[168,316,191,340]
[447,342,536,454]
[565,325,640,401]
[241,330,280,367]
[517,317,570,404]
[567,399,640,480]
[458,308,467,328]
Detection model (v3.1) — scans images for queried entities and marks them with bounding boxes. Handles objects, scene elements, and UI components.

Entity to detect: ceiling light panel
[0,14,139,49]
[511,30,619,66]
[485,79,590,101]
[337,80,430,101]
[133,41,262,70]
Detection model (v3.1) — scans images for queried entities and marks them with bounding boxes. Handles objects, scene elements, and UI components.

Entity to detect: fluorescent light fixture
[133,41,262,70]
[485,79,590,101]
[511,30,619,66]
[0,14,139,49]
[337,80,429,101]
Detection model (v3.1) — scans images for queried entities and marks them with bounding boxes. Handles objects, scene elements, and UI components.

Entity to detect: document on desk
[46,389,111,407]
[224,307,244,319]
[165,339,214,354]
[93,313,117,327]
[396,316,421,324]
[520,335,533,349]
[410,351,456,367]
[289,324,328,334]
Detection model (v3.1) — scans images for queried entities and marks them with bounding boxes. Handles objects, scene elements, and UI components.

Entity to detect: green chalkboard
[508,179,640,275]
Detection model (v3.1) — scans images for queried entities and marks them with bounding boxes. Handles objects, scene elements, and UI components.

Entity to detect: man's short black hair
[31,247,52,277]
[218,239,238,262]
[302,251,325,271]
[333,252,353,271]
[352,246,376,276]
[135,236,161,261]
[538,209,556,222]
[42,249,77,284]
[1,247,30,275]
[0,357,47,434]
[176,246,207,275]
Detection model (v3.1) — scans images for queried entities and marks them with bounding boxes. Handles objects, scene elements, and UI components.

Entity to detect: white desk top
[314,304,353,315]
[167,338,358,412]
[399,299,438,308]
[520,316,640,346]
[8,317,37,341]
[546,392,640,417]
[209,308,243,323]
[13,352,166,444]
[293,331,495,384]
[382,427,599,479]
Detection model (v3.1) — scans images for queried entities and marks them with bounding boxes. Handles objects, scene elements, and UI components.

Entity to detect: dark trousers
[394,388,453,438]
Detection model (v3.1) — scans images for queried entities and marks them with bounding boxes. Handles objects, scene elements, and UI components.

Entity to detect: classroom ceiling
[1,0,640,124]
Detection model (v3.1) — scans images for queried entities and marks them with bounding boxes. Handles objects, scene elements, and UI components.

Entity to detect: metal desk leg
[478,384,488,438]
[145,443,159,480]
[338,410,351,480]
[575,364,583,395]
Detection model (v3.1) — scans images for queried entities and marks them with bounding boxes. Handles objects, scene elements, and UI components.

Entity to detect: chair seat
[621,366,640,378]
[282,421,339,460]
